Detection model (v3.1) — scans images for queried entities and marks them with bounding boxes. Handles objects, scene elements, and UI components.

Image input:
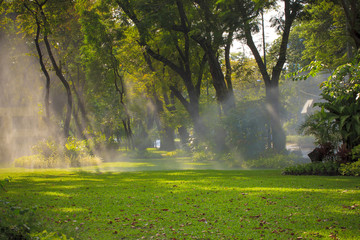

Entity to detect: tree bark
[33,1,72,138]
[34,20,51,123]
[24,3,51,123]
[113,63,134,149]
[340,0,360,51]
[265,85,286,151]
[43,35,72,138]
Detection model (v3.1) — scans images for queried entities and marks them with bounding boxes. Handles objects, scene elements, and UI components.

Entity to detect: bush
[32,138,62,159]
[339,161,360,176]
[296,56,360,164]
[222,100,268,159]
[14,137,102,169]
[247,154,295,169]
[0,200,73,240]
[193,150,216,162]
[246,152,309,169]
[77,155,103,167]
[0,200,41,240]
[14,154,70,169]
[282,161,340,175]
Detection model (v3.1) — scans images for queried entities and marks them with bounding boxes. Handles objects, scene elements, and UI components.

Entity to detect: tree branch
[169,86,190,112]
[195,53,207,97]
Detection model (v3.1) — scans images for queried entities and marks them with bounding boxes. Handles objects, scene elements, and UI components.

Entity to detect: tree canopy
[0,0,358,165]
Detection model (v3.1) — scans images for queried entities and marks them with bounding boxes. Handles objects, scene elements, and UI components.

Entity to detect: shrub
[282,161,340,175]
[339,161,360,176]
[246,153,307,169]
[14,137,102,169]
[192,150,217,162]
[351,144,360,161]
[77,155,102,167]
[0,200,41,240]
[32,138,62,159]
[222,100,268,159]
[296,56,360,164]
[0,200,73,240]
[14,154,70,168]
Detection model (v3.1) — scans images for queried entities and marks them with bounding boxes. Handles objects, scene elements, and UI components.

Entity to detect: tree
[12,0,76,138]
[339,0,360,51]
[78,2,136,148]
[231,0,305,152]
[116,0,208,139]
[22,2,51,123]
[295,0,352,69]
[189,0,236,114]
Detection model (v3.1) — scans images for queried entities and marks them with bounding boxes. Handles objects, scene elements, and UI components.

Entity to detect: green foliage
[32,138,62,160]
[0,200,40,240]
[0,176,11,192]
[286,60,325,82]
[351,144,360,161]
[14,154,70,169]
[223,100,268,159]
[247,153,305,169]
[64,137,90,167]
[32,230,74,240]
[295,55,360,163]
[299,110,341,147]
[282,161,340,176]
[296,0,350,69]
[0,199,73,240]
[192,150,217,162]
[339,161,360,176]
[14,138,102,169]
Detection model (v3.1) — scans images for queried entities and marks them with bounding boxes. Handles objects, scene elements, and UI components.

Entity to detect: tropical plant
[295,54,360,163]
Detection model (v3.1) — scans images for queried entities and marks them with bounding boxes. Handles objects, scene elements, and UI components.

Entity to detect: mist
[0,25,322,169]
[0,0,330,171]
[0,29,47,165]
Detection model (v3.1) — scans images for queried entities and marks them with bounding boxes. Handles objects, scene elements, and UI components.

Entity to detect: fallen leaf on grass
[198,218,207,223]
[342,204,359,210]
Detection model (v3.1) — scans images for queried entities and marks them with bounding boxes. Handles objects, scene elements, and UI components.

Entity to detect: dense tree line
[0,0,358,163]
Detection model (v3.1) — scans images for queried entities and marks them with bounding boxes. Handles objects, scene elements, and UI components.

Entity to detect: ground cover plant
[0,165,359,240]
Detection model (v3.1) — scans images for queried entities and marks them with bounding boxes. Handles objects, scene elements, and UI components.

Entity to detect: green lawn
[0,164,359,239]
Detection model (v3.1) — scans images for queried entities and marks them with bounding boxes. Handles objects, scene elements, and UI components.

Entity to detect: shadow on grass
[1,168,359,239]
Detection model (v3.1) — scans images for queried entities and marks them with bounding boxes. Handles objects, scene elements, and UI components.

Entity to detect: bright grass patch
[0,167,359,239]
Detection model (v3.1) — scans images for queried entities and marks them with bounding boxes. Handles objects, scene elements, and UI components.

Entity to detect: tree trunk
[340,0,360,51]
[191,34,235,115]
[24,3,51,124]
[207,50,235,115]
[178,126,189,147]
[34,19,51,123]
[43,36,72,138]
[37,2,72,138]
[241,0,301,152]
[266,84,286,152]
[160,126,176,151]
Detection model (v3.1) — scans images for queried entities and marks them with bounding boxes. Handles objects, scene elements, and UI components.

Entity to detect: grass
[0,164,359,239]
